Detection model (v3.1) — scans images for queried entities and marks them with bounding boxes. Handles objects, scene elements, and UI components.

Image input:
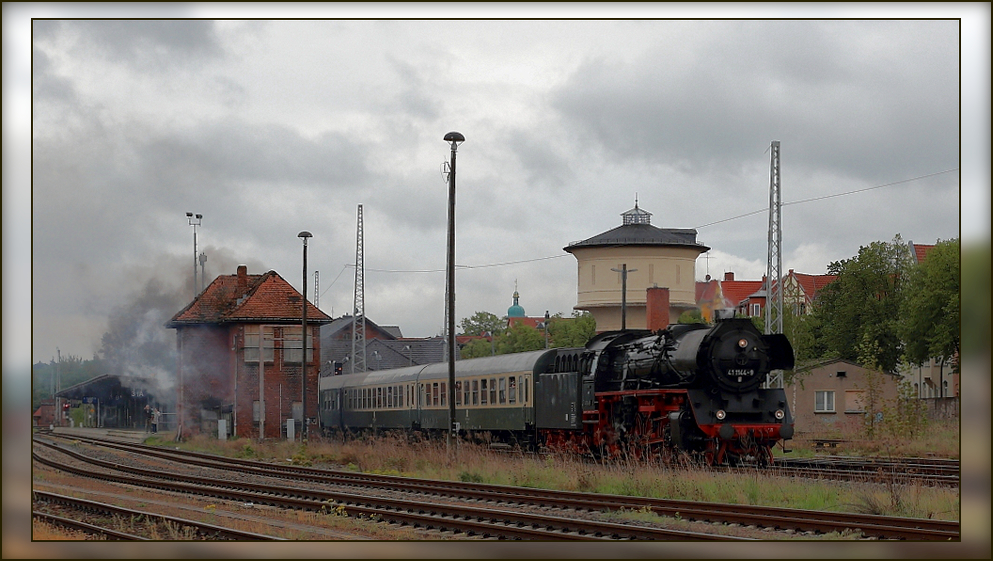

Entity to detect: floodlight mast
[443,131,464,453]
[298,230,312,441]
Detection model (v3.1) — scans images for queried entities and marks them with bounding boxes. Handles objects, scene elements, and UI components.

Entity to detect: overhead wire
[331,168,959,276]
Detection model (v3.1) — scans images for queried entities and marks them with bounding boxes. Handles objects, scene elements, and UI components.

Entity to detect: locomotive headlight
[775,409,785,420]
[738,338,748,349]
[715,409,727,421]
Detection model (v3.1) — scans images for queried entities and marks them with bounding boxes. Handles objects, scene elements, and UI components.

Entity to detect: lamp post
[544,311,550,349]
[443,131,464,453]
[298,230,312,441]
[186,212,202,299]
[611,264,637,330]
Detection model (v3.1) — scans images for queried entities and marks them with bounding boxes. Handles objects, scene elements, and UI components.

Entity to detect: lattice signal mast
[765,140,784,388]
[351,204,367,374]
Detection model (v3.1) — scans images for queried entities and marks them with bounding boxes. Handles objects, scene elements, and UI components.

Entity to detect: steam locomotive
[318,316,794,466]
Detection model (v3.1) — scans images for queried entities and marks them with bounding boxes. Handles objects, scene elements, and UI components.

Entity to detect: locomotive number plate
[726,369,755,377]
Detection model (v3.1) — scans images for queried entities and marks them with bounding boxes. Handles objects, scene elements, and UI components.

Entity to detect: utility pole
[765,140,784,389]
[186,212,202,299]
[611,264,637,330]
[351,205,367,374]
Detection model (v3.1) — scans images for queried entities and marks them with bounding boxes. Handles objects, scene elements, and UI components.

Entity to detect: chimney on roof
[237,265,248,289]
[646,286,670,332]
[724,272,734,282]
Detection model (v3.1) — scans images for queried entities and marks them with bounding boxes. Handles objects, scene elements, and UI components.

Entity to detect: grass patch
[144,430,959,522]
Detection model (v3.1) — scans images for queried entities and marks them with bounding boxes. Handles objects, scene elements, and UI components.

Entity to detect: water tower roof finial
[622,196,652,225]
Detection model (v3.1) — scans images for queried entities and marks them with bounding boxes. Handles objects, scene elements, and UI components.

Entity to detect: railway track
[768,456,959,487]
[32,491,281,541]
[33,439,738,541]
[35,434,958,540]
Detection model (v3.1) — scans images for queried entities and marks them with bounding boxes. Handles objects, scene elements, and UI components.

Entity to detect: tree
[677,309,706,324]
[458,311,505,337]
[899,238,960,373]
[459,337,496,359]
[549,311,597,348]
[496,323,545,354]
[813,235,912,374]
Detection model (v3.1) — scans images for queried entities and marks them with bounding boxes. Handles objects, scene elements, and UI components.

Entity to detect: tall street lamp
[443,131,464,452]
[298,230,312,442]
[544,311,551,349]
[186,212,202,299]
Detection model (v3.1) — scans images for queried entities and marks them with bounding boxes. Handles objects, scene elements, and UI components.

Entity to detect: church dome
[507,290,526,318]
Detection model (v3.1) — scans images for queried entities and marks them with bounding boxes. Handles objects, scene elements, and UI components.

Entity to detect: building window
[844,390,865,413]
[751,303,761,317]
[244,325,274,362]
[815,391,835,413]
[283,326,314,364]
[252,400,261,422]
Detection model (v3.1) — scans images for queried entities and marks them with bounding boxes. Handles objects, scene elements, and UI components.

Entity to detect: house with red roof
[167,265,332,440]
[902,240,959,404]
[699,270,837,320]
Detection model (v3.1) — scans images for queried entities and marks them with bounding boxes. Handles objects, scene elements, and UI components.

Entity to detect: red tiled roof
[720,280,765,308]
[695,279,720,303]
[912,243,935,264]
[791,271,838,301]
[167,269,331,327]
[508,317,546,330]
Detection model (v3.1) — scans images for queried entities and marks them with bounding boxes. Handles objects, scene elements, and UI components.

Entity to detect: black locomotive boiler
[319,317,794,466]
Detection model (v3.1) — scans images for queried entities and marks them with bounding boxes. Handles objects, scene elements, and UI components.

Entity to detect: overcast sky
[6,5,989,367]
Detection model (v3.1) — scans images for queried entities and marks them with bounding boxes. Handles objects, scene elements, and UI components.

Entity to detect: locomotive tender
[319,317,794,465]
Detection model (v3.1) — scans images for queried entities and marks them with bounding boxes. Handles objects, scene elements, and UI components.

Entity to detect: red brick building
[167,265,332,440]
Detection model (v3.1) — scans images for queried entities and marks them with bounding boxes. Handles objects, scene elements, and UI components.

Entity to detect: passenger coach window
[432,382,439,407]
[440,382,446,407]
[480,379,488,405]
[499,378,507,404]
[489,378,497,405]
[508,377,517,404]
[455,382,462,406]
[472,380,479,405]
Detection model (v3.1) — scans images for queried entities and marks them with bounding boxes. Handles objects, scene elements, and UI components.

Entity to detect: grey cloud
[136,120,371,192]
[505,129,576,191]
[386,57,442,122]
[61,20,224,71]
[551,21,958,183]
[32,47,77,103]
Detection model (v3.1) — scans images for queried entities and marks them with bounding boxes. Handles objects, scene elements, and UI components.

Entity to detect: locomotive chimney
[237,265,248,289]
[646,286,670,332]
